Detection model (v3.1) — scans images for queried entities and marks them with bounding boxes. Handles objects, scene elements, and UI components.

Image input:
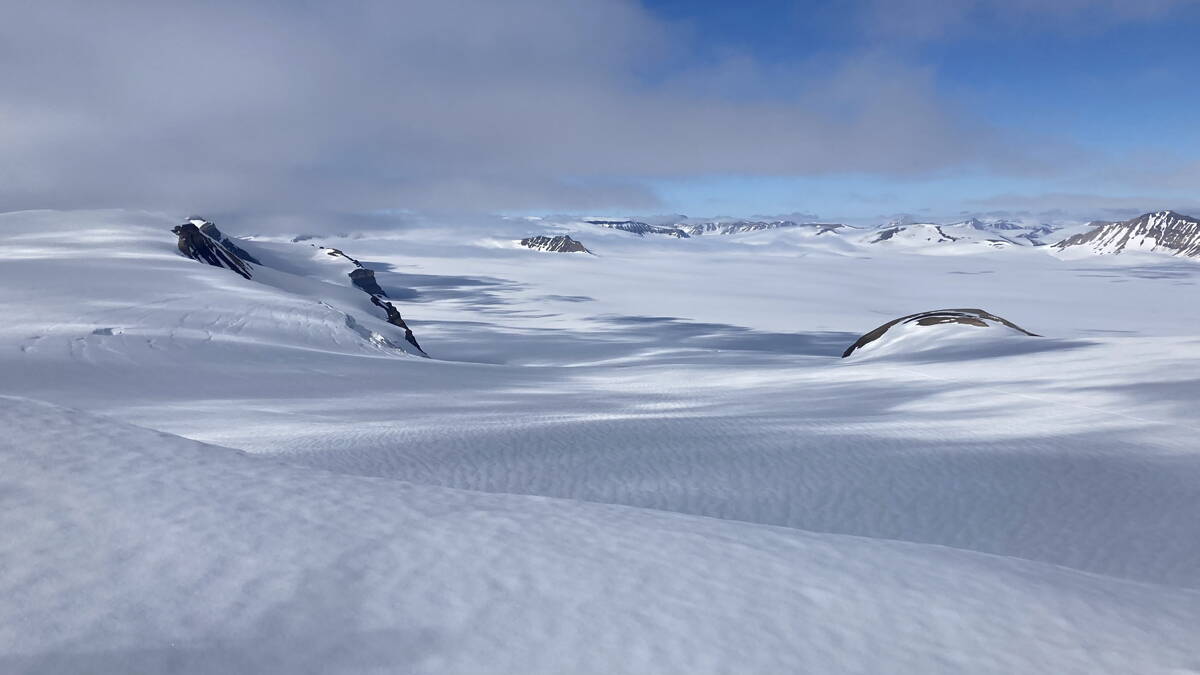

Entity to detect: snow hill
[1054,210,1200,257]
[3,209,1200,673]
[841,308,1039,358]
[862,220,1051,251]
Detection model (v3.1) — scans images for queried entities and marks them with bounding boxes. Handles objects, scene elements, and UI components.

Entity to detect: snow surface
[3,209,1200,673]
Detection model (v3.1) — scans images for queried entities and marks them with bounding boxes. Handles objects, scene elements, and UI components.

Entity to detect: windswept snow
[3,209,1200,673]
[3,396,1200,674]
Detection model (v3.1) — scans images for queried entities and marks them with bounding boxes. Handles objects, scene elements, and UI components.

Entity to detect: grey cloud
[0,0,1108,216]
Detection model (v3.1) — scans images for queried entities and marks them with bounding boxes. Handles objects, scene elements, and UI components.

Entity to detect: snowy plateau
[2,208,1200,674]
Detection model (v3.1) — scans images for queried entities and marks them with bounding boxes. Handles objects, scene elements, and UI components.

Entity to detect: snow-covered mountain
[864,218,1062,250]
[578,214,1079,253]
[947,217,1063,245]
[867,222,963,245]
[842,308,1040,358]
[863,222,1025,252]
[1053,210,1200,257]
[586,219,691,238]
[519,234,592,254]
[587,218,845,238]
[677,220,845,236]
[952,217,1025,231]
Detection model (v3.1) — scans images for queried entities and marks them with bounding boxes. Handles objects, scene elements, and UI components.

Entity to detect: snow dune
[3,396,1199,674]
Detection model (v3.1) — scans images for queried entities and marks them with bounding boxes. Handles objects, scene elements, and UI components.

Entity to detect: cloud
[0,0,1084,216]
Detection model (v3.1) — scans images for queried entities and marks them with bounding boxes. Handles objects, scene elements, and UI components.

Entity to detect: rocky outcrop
[318,247,425,354]
[842,308,1039,358]
[348,267,388,296]
[371,296,424,354]
[520,235,592,254]
[172,222,254,280]
[1053,210,1200,257]
[192,219,261,264]
[320,247,390,296]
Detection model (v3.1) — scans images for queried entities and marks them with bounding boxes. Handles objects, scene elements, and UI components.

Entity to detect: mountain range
[574,211,1200,258]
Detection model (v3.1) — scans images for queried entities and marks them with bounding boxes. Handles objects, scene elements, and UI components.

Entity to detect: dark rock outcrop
[193,219,261,265]
[172,222,254,280]
[371,296,424,354]
[519,235,592,254]
[320,247,425,355]
[842,308,1039,358]
[348,267,388,296]
[321,248,388,296]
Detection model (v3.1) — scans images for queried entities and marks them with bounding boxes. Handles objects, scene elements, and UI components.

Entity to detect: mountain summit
[1054,210,1200,257]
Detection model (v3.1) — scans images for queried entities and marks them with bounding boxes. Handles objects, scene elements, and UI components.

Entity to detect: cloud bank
[0,0,1073,216]
[0,0,1194,218]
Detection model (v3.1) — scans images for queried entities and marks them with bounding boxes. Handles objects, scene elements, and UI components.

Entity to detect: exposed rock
[172,222,254,280]
[520,235,592,254]
[320,247,390,296]
[1053,210,1200,257]
[192,219,262,265]
[371,296,424,354]
[842,308,1039,358]
[319,247,425,354]
[348,267,388,296]
[171,224,424,355]
[322,247,364,267]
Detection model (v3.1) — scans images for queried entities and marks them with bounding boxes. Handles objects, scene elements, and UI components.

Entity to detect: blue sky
[3,0,1199,223]
[636,0,1200,221]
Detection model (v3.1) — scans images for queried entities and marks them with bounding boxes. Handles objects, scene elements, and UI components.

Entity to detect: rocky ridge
[1053,210,1200,257]
[172,220,425,355]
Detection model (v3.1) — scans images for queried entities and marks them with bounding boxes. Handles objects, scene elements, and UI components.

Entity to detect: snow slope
[4,396,1200,674]
[3,209,1200,672]
[1054,210,1200,258]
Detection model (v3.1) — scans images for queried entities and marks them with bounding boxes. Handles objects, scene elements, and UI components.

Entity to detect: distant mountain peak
[520,235,592,254]
[586,220,690,238]
[1054,210,1200,258]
